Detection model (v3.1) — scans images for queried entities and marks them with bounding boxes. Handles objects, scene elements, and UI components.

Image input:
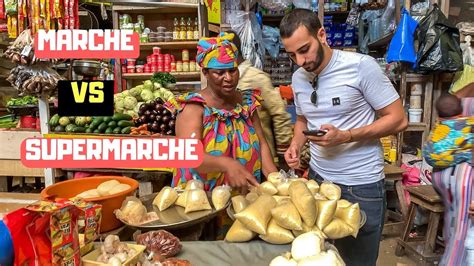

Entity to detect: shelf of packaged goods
[406,122,427,132]
[112,3,198,12]
[140,41,198,50]
[122,72,200,80]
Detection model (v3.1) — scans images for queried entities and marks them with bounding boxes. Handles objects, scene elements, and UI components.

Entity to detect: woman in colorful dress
[425,87,473,265]
[166,32,277,193]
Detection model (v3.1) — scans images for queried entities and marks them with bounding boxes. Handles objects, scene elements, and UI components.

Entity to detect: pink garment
[401,164,421,207]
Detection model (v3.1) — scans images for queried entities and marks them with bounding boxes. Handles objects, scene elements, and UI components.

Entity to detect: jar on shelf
[176,61,183,72]
[189,60,196,72]
[182,49,189,61]
[182,61,189,72]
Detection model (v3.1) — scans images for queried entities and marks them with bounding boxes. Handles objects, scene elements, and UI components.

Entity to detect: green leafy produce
[140,89,154,102]
[151,72,176,86]
[124,96,138,110]
[0,114,19,128]
[130,85,144,97]
[7,96,38,106]
[143,80,153,91]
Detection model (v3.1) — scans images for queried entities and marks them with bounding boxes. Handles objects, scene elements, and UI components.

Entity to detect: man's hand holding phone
[304,124,352,147]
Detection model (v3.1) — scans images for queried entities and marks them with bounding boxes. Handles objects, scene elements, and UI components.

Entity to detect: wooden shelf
[123,72,200,80]
[406,122,428,132]
[140,41,198,50]
[112,4,197,13]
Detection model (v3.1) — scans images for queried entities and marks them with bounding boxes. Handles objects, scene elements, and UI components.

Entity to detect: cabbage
[134,102,144,113]
[130,85,143,98]
[121,90,130,97]
[140,89,154,102]
[115,106,124,113]
[153,90,162,100]
[143,80,153,91]
[153,82,162,90]
[124,96,138,110]
[163,91,175,101]
[126,110,138,118]
[115,98,125,109]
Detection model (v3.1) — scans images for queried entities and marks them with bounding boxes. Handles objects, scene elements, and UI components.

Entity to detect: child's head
[436,94,463,118]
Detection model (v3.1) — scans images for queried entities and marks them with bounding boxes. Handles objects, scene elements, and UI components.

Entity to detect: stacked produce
[48,113,134,134]
[136,98,176,135]
[225,170,361,245]
[114,79,175,119]
[6,95,38,106]
[0,114,19,128]
[269,232,345,266]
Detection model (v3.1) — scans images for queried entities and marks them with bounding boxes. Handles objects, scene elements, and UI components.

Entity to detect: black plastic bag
[415,4,463,73]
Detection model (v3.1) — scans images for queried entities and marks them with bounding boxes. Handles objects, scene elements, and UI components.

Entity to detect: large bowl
[72,60,101,77]
[40,176,139,233]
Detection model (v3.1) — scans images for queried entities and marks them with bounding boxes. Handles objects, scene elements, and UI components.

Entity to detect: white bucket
[408,109,423,123]
[410,95,422,109]
[410,83,423,95]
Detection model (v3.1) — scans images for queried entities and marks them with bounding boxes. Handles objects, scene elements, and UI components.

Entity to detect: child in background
[423,94,473,168]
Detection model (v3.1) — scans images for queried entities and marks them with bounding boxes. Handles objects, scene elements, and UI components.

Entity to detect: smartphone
[302,129,327,137]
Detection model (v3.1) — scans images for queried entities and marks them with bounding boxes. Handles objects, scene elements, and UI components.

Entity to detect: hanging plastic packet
[386,8,418,67]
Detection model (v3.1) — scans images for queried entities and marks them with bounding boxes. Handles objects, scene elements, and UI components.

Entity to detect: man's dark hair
[280,8,322,39]
[436,93,463,118]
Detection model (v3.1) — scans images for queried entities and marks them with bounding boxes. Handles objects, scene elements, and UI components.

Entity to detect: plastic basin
[40,176,139,233]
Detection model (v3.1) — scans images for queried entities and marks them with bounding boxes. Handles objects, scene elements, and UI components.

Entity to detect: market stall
[0,0,472,265]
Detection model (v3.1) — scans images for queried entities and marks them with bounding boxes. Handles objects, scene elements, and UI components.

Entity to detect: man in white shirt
[280,9,408,266]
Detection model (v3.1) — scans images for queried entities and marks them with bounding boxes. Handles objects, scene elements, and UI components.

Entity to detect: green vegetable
[59,117,70,126]
[6,96,38,106]
[140,89,154,102]
[123,96,138,110]
[93,129,101,133]
[103,117,113,123]
[65,124,76,132]
[49,114,60,127]
[72,126,86,133]
[143,80,153,91]
[85,128,93,133]
[105,127,114,134]
[130,85,144,97]
[54,125,65,132]
[98,122,108,132]
[112,113,132,121]
[117,120,134,127]
[107,121,117,128]
[121,126,132,134]
[113,126,122,134]
[151,72,176,85]
[90,117,103,129]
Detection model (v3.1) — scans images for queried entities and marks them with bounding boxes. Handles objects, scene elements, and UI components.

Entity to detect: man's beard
[303,39,325,73]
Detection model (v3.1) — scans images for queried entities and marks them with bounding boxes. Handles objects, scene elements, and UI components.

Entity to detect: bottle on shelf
[173,17,179,40]
[179,17,187,40]
[193,17,199,40]
[186,17,193,40]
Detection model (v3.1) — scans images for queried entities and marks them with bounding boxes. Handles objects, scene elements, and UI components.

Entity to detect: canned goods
[182,61,189,72]
[122,65,127,73]
[127,66,136,73]
[176,61,183,72]
[144,64,151,73]
[136,65,144,73]
[157,54,164,62]
[164,66,170,72]
[151,64,158,73]
[153,47,161,55]
[140,33,148,43]
[170,62,176,72]
[182,49,189,61]
[157,61,164,69]
[150,56,157,64]
[189,60,196,72]
[127,59,136,66]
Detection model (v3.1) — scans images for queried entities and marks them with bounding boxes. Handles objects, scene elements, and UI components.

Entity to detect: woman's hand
[224,159,259,194]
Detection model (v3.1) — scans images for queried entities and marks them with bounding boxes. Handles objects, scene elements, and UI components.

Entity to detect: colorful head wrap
[196,32,239,69]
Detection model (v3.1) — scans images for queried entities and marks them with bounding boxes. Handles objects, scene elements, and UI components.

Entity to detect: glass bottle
[186,17,193,40]
[173,17,179,40]
[193,17,199,40]
[179,17,187,40]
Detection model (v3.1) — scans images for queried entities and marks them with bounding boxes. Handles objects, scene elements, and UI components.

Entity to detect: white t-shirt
[292,49,399,185]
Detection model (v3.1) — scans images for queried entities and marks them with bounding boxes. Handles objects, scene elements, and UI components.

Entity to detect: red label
[34,30,140,59]
[21,137,204,168]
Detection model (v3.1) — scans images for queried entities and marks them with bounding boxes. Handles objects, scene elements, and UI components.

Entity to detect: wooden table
[383,164,407,236]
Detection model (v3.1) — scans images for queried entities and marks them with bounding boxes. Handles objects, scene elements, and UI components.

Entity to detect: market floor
[378,237,418,266]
